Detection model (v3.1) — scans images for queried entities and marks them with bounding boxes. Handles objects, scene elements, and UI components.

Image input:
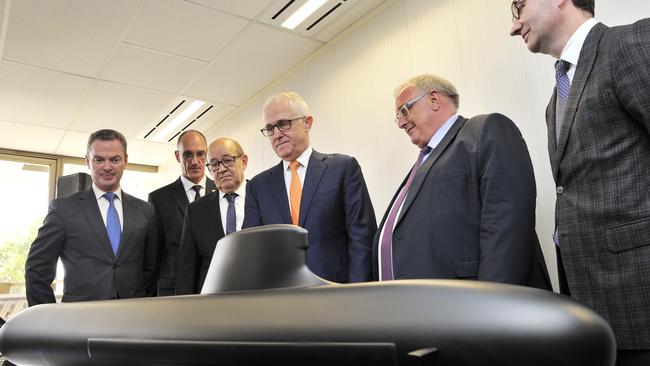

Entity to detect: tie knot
[556,59,570,74]
[225,193,237,203]
[289,161,300,171]
[192,185,201,194]
[421,146,433,155]
[103,192,115,202]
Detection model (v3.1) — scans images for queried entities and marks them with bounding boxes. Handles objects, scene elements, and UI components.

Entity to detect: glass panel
[0,160,51,294]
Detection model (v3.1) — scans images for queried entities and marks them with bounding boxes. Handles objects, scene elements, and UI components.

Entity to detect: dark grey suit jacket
[373,114,550,289]
[244,150,377,283]
[175,191,225,295]
[25,188,157,306]
[546,19,650,349]
[148,177,215,294]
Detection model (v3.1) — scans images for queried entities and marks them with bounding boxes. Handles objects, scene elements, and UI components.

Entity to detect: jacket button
[556,186,564,194]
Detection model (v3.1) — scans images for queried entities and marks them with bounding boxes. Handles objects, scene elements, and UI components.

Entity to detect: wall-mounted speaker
[55,173,92,198]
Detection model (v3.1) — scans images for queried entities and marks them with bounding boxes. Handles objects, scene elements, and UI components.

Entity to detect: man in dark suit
[375,74,550,290]
[25,129,157,306]
[510,1,650,363]
[148,130,216,296]
[175,137,247,294]
[244,92,376,283]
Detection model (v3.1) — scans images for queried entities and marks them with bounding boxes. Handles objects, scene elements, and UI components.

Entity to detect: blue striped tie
[104,192,121,255]
[555,59,571,143]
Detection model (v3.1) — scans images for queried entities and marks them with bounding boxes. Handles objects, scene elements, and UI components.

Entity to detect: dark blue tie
[555,59,571,143]
[380,146,432,280]
[225,193,237,235]
[104,192,121,255]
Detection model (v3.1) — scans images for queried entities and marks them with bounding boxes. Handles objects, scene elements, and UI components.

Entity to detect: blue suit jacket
[244,150,376,282]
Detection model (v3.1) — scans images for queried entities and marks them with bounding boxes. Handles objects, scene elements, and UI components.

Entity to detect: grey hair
[394,74,460,108]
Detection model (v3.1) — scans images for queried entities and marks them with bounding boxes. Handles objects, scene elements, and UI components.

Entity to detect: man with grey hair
[25,129,157,306]
[244,91,377,283]
[148,130,216,296]
[374,74,550,289]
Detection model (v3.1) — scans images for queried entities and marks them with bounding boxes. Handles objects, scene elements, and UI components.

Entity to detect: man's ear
[175,150,181,163]
[304,115,314,131]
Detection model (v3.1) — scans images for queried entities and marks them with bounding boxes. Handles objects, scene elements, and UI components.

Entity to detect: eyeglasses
[395,93,428,124]
[511,0,524,21]
[260,116,305,137]
[181,151,207,162]
[206,155,241,172]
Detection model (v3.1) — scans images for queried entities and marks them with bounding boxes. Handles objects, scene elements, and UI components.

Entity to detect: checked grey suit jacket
[546,19,650,349]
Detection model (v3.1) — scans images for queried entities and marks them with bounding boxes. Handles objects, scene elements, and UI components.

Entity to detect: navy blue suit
[244,150,376,283]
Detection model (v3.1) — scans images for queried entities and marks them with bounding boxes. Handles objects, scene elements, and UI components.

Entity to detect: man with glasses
[510,1,650,364]
[148,130,216,296]
[26,129,157,305]
[244,91,376,283]
[375,74,550,290]
[175,137,247,294]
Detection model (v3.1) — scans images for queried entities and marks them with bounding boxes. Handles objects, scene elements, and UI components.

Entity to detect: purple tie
[555,59,571,143]
[380,146,432,280]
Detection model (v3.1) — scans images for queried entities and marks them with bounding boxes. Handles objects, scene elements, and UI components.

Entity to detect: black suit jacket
[244,150,377,283]
[373,114,550,289]
[148,177,215,293]
[175,191,225,294]
[25,188,157,306]
[546,20,650,349]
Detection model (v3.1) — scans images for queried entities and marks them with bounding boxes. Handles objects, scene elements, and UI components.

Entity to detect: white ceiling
[0,0,385,165]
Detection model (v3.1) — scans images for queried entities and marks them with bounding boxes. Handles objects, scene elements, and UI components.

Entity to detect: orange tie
[289,161,302,225]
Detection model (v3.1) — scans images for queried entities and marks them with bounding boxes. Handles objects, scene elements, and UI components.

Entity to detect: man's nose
[509,20,523,37]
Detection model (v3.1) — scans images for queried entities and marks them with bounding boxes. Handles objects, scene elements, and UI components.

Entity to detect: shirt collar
[426,113,458,152]
[559,18,598,65]
[282,146,313,171]
[92,183,122,201]
[180,175,207,193]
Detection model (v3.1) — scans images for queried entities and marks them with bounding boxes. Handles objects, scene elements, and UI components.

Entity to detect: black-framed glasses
[511,0,524,21]
[260,116,305,137]
[206,155,241,172]
[181,151,207,162]
[395,93,427,124]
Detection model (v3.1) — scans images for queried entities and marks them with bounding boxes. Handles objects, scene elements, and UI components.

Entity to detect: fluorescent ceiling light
[152,100,205,142]
[281,0,328,30]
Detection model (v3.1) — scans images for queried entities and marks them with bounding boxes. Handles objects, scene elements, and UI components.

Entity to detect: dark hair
[177,129,207,149]
[572,0,594,16]
[87,129,127,156]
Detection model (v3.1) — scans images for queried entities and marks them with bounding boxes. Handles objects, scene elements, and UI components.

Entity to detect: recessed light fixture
[281,0,328,30]
[152,100,205,142]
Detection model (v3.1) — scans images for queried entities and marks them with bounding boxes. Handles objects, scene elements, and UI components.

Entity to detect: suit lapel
[117,192,135,259]
[206,178,217,195]
[270,162,292,224]
[299,151,327,227]
[171,178,190,215]
[553,23,606,177]
[206,192,225,240]
[396,116,467,225]
[78,189,115,258]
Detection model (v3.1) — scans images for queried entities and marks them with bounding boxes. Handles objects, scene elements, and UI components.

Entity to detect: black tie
[192,185,201,202]
[225,193,237,235]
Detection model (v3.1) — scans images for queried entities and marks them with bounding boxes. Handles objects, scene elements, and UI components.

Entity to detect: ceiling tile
[185,23,322,105]
[54,130,91,159]
[0,61,94,128]
[100,44,208,93]
[3,0,139,77]
[69,80,176,138]
[0,120,66,154]
[187,0,273,19]
[123,0,249,61]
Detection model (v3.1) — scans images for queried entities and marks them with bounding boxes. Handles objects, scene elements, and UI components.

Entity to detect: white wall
[203,0,650,290]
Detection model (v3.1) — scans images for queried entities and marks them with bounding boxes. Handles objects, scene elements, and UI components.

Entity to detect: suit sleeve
[147,192,165,292]
[476,114,537,284]
[24,200,63,306]
[175,206,199,294]
[142,204,158,297]
[242,180,262,228]
[613,19,650,134]
[342,157,377,282]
